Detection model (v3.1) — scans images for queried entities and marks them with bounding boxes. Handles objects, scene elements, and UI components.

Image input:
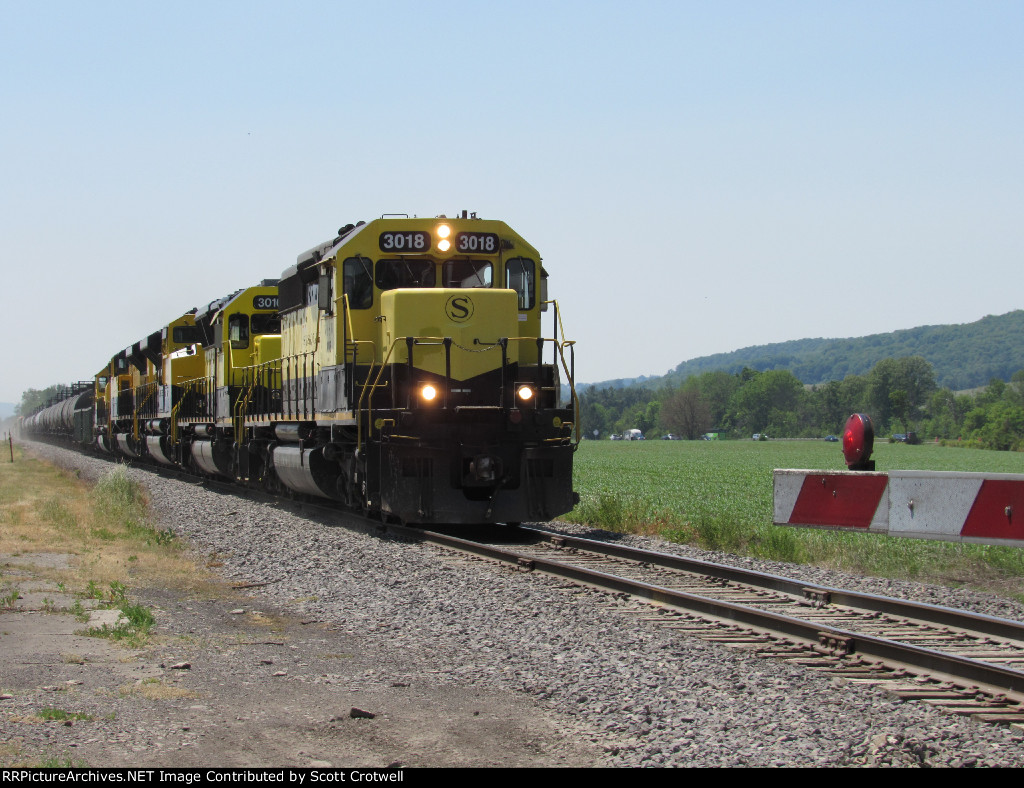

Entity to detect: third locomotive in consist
[24,213,579,525]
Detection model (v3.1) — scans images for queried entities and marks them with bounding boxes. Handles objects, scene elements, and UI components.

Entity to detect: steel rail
[517,526,1024,645]
[416,528,1024,698]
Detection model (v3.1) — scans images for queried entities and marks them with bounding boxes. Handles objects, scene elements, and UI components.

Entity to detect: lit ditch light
[516,384,536,403]
[843,413,875,471]
[420,384,438,402]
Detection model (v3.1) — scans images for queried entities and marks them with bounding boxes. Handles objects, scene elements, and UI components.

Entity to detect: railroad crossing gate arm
[774,469,1024,547]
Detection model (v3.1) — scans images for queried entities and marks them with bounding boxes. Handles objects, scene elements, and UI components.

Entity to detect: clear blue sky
[2,0,1022,404]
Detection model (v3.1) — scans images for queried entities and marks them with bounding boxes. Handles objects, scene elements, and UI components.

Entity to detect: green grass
[40,497,76,531]
[91,465,149,533]
[1,583,18,608]
[36,756,90,767]
[567,440,1024,598]
[80,579,156,645]
[88,464,176,547]
[37,708,93,722]
[85,601,155,646]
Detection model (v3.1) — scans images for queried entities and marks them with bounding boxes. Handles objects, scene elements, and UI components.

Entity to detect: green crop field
[566,439,1024,597]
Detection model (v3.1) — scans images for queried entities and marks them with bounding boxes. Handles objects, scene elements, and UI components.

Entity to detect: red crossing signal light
[842,413,875,471]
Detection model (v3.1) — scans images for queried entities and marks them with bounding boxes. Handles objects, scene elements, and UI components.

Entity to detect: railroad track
[415,525,1024,727]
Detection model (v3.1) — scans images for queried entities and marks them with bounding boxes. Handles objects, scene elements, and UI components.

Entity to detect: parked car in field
[825,435,838,442]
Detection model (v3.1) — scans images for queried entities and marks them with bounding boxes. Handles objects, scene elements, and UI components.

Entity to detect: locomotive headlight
[517,384,535,402]
[420,384,438,402]
[436,224,451,252]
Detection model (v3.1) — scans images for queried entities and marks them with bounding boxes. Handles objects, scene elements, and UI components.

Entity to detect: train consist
[22,214,580,524]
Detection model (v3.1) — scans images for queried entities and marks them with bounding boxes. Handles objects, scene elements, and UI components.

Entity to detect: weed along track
[11,440,1024,767]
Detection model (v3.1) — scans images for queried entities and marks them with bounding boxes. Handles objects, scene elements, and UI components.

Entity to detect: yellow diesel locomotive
[23,213,580,525]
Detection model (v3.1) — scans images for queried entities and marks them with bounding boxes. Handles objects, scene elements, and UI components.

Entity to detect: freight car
[22,213,579,525]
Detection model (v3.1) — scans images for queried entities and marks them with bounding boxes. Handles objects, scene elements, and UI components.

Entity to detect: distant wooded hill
[587,310,1024,392]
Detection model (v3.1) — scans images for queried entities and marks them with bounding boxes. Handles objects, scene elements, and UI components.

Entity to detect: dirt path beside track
[0,550,601,768]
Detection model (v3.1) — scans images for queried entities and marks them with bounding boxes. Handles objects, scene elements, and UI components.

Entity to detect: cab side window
[505,258,536,310]
[344,257,373,309]
[228,314,249,347]
[172,326,201,345]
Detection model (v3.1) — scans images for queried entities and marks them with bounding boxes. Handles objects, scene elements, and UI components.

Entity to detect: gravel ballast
[10,441,1024,767]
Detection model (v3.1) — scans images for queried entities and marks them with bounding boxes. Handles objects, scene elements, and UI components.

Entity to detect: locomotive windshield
[251,313,281,334]
[443,260,492,289]
[375,259,435,291]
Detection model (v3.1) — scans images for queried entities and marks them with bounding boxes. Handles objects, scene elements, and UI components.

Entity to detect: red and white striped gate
[774,469,1024,546]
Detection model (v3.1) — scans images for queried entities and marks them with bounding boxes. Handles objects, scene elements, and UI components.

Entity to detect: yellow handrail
[540,299,580,446]
[132,385,158,443]
[556,338,581,447]
[357,338,399,453]
[233,366,261,439]
[169,379,201,446]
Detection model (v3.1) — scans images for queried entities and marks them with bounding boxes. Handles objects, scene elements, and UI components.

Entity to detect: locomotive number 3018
[455,232,499,252]
[379,231,430,251]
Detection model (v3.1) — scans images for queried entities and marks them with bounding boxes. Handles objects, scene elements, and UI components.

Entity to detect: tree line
[579,356,1024,451]
[15,385,68,418]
